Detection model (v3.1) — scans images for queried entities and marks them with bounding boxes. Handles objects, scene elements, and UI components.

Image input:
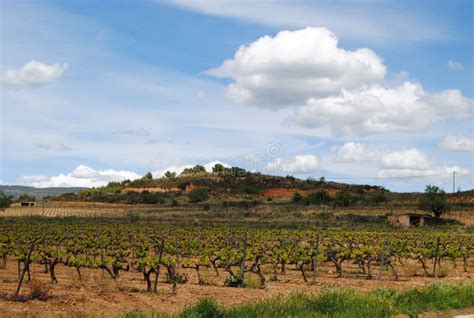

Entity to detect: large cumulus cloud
[208,27,386,107]
[209,27,472,136]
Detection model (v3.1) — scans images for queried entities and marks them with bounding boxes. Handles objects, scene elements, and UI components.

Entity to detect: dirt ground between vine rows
[0,258,473,318]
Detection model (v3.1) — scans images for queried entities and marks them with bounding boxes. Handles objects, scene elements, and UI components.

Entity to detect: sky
[0,0,473,192]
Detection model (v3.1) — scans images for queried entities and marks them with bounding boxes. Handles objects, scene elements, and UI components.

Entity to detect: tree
[229,166,246,176]
[370,192,388,205]
[419,185,448,218]
[143,172,153,180]
[164,171,177,179]
[305,191,332,205]
[212,163,226,174]
[182,165,206,175]
[0,192,12,211]
[189,188,209,203]
[332,192,354,207]
[292,192,304,204]
[18,194,36,202]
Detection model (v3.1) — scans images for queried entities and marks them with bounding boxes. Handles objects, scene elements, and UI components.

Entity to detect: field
[4,200,474,227]
[1,185,474,318]
[0,207,473,317]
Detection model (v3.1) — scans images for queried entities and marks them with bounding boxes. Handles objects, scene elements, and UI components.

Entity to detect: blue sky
[1,0,473,191]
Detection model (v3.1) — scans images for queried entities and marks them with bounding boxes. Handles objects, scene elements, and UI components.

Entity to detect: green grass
[123,283,474,318]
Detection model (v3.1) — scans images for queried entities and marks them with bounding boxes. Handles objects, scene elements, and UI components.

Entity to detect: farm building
[388,213,433,228]
[20,201,36,207]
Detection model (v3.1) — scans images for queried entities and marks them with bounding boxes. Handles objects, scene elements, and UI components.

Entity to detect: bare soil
[1,257,472,317]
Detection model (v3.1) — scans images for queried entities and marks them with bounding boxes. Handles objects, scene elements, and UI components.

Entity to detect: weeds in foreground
[123,282,474,318]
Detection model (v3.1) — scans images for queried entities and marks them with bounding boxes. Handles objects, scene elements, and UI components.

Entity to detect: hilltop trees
[211,164,247,177]
[143,172,153,180]
[229,167,246,176]
[164,171,177,179]
[419,185,449,218]
[212,164,226,174]
[182,165,206,175]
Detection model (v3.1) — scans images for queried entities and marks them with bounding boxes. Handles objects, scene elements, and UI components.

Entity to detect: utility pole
[452,171,456,194]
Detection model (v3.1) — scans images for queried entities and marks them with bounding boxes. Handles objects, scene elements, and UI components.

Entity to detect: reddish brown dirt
[1,258,472,317]
[261,188,307,198]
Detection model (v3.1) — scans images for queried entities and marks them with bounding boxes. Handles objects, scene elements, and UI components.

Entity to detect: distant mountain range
[0,185,87,200]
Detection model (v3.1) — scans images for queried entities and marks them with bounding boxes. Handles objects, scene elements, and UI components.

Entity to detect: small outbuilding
[20,201,36,207]
[388,213,433,228]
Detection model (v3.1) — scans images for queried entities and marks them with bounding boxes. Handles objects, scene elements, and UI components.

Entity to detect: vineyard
[1,219,472,292]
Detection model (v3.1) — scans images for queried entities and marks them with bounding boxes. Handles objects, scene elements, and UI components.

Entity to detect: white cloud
[18,165,141,188]
[194,90,206,100]
[2,60,68,89]
[422,89,472,119]
[329,143,472,183]
[439,135,474,152]
[152,164,192,178]
[112,128,151,136]
[377,165,469,178]
[163,0,445,43]
[209,27,472,136]
[265,155,318,174]
[34,143,72,152]
[381,148,429,170]
[447,60,463,70]
[208,27,386,107]
[294,82,472,136]
[333,142,378,163]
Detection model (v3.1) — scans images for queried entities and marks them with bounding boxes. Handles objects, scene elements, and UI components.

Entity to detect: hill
[50,165,390,206]
[124,171,385,196]
[0,185,87,200]
[41,164,473,208]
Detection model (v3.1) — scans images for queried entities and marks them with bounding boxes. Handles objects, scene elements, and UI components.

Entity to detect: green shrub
[181,299,220,318]
[0,192,12,211]
[126,212,140,223]
[189,188,209,203]
[243,186,259,195]
[333,191,355,207]
[291,192,303,204]
[304,191,332,205]
[18,194,36,202]
[224,276,246,288]
[122,282,474,318]
[370,192,388,205]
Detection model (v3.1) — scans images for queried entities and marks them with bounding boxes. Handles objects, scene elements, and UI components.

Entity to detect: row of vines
[0,220,472,293]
